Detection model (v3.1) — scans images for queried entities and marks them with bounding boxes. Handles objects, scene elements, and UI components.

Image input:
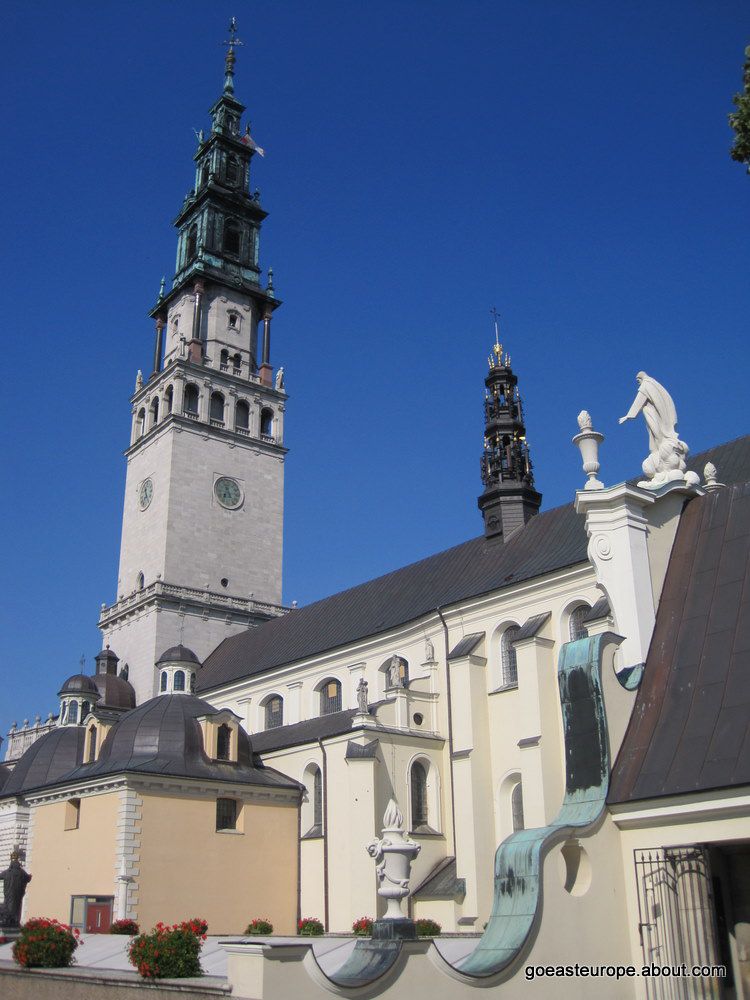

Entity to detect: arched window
[511,781,525,832]
[136,571,144,591]
[265,696,283,729]
[165,385,173,414]
[210,391,225,424]
[216,724,232,761]
[228,312,238,330]
[232,353,241,372]
[500,625,521,687]
[235,400,250,431]
[186,224,198,262]
[137,408,146,437]
[81,701,91,720]
[226,157,239,185]
[223,218,240,256]
[313,767,323,829]
[150,397,159,426]
[220,349,229,370]
[260,408,273,437]
[184,384,199,415]
[174,670,185,692]
[190,672,196,694]
[320,679,341,716]
[410,761,428,830]
[160,671,168,692]
[68,701,78,724]
[200,163,209,187]
[88,726,98,762]
[569,605,590,642]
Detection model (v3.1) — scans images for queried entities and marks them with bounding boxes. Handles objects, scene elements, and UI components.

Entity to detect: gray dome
[88,694,252,778]
[58,673,100,697]
[93,673,136,711]
[156,645,201,666]
[1,727,85,797]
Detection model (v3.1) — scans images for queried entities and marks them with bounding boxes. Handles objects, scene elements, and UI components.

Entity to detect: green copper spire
[222,17,243,95]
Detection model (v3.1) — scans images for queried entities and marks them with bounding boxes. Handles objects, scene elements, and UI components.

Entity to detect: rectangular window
[64,798,81,831]
[216,797,238,831]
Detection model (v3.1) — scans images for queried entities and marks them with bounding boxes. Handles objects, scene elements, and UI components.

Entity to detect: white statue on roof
[619,372,699,489]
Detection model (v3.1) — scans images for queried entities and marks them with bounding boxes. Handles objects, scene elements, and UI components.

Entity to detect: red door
[85,901,113,933]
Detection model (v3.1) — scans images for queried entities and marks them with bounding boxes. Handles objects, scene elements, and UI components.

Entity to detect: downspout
[317,738,330,931]
[436,607,458,860]
[296,792,302,931]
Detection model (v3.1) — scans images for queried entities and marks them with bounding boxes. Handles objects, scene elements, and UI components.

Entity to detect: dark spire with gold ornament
[477,311,541,540]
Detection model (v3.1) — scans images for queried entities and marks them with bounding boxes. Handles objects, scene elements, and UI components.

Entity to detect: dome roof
[93,673,136,711]
[156,645,201,666]
[58,673,100,697]
[90,695,248,776]
[1,727,85,797]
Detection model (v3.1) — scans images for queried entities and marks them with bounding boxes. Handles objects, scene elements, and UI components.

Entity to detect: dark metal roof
[515,612,551,641]
[448,634,485,659]
[157,645,201,665]
[609,479,750,804]
[345,739,380,760]
[412,857,466,899]
[0,764,11,793]
[251,709,360,754]
[1,726,85,797]
[198,435,750,695]
[582,597,611,624]
[58,673,99,696]
[93,673,136,711]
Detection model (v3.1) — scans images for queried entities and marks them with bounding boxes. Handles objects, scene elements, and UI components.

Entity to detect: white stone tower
[99,25,287,704]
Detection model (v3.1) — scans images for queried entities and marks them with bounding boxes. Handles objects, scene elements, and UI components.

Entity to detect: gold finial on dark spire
[221,17,244,94]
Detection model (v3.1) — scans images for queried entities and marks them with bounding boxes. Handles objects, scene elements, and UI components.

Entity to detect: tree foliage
[729,45,750,172]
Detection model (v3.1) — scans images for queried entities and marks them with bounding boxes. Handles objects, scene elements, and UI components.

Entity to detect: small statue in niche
[274,367,285,391]
[387,653,403,689]
[424,636,435,662]
[356,678,369,714]
[0,848,32,928]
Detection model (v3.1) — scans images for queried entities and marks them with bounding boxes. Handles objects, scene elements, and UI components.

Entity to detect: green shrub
[245,918,273,935]
[298,917,324,936]
[352,917,373,936]
[415,918,442,937]
[127,918,208,979]
[12,918,80,968]
[110,918,139,935]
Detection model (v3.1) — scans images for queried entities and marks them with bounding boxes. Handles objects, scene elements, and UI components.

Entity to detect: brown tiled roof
[609,479,750,803]
[198,436,750,695]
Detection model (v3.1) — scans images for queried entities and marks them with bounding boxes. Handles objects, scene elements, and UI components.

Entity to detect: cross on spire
[490,306,501,347]
[221,17,244,94]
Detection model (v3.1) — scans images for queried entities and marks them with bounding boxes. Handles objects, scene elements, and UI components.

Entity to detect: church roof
[60,694,298,791]
[1,726,85,797]
[199,436,750,695]
[58,673,99,697]
[93,673,136,711]
[0,763,11,793]
[157,645,201,665]
[609,476,750,803]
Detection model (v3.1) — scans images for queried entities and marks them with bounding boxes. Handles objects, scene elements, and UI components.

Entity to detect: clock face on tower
[138,478,154,510]
[214,476,243,509]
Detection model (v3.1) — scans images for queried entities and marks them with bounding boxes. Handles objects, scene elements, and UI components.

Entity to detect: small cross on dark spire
[221,17,244,94]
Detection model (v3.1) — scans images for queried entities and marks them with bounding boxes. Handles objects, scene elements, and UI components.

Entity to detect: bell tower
[477,319,541,540]
[99,22,288,705]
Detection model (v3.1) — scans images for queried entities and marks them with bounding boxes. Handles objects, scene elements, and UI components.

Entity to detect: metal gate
[634,846,722,1000]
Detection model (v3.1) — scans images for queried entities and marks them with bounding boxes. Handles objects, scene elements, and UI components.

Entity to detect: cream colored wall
[613,805,750,999]
[136,790,298,934]
[300,837,325,919]
[23,792,120,922]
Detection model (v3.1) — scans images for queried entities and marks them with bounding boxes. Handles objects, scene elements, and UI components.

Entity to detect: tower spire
[477,324,541,540]
[221,17,244,95]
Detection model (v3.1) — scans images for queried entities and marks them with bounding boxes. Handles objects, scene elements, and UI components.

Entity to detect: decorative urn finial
[572,410,604,490]
[703,462,725,491]
[366,798,421,927]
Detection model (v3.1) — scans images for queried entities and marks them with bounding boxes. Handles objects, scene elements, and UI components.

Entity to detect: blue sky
[0,1,748,737]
